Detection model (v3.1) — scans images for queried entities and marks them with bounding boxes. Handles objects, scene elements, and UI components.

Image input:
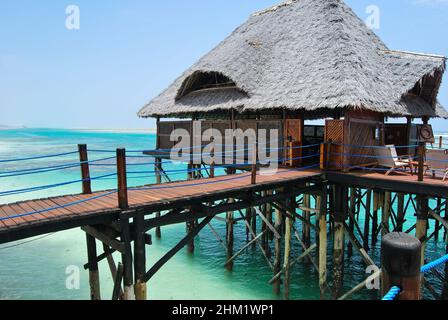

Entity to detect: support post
[416,195,428,267]
[332,185,347,299]
[155,158,162,238]
[303,188,311,263]
[283,200,293,300]
[396,194,405,232]
[444,202,448,300]
[363,189,372,251]
[78,144,92,194]
[273,198,284,295]
[372,191,380,247]
[347,188,356,257]
[440,136,443,149]
[134,213,147,300]
[226,199,234,271]
[382,192,391,237]
[381,232,422,300]
[116,148,128,210]
[417,142,426,182]
[121,218,134,300]
[86,233,101,300]
[186,220,196,254]
[318,189,327,299]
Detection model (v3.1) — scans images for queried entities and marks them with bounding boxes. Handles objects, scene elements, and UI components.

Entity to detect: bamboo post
[318,189,327,299]
[78,144,92,194]
[273,199,284,295]
[381,232,422,300]
[86,234,101,300]
[416,195,429,267]
[155,158,162,238]
[116,148,128,210]
[382,192,391,238]
[417,142,426,182]
[283,200,293,300]
[363,189,372,251]
[134,212,147,300]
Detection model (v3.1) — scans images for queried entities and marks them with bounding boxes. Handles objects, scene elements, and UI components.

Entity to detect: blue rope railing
[0,151,79,163]
[382,253,448,300]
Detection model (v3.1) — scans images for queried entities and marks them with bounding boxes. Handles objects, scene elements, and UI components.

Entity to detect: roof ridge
[252,0,299,17]
[381,49,446,61]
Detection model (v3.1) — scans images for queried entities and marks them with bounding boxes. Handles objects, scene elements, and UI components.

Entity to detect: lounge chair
[375,145,413,176]
[426,149,448,181]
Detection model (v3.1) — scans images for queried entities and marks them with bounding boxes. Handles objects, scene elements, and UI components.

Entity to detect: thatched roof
[138,0,447,119]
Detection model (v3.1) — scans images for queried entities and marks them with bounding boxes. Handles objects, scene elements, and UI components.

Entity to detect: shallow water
[0,128,446,300]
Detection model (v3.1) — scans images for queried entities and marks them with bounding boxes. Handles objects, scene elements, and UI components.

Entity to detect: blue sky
[0,0,447,131]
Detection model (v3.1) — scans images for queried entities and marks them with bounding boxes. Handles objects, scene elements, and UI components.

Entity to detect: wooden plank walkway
[0,168,322,244]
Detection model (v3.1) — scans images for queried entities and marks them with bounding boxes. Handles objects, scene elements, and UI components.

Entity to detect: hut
[138,0,447,171]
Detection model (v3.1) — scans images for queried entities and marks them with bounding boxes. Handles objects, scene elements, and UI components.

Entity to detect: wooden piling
[86,233,101,300]
[382,192,391,238]
[302,188,311,263]
[416,195,429,267]
[381,232,422,300]
[273,199,284,295]
[186,220,196,254]
[116,148,128,210]
[396,193,405,232]
[332,185,347,299]
[155,158,162,239]
[226,199,234,271]
[317,190,327,299]
[347,188,356,257]
[78,144,92,195]
[372,191,380,247]
[121,218,134,300]
[134,212,147,300]
[444,202,448,300]
[363,189,371,251]
[283,200,293,300]
[417,142,426,182]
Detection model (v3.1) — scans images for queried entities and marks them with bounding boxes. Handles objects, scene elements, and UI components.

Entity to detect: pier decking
[0,168,322,244]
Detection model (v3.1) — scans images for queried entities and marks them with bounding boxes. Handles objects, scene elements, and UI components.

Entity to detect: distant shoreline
[0,127,156,133]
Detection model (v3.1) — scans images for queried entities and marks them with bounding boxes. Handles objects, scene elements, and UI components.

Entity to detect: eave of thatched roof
[138,0,447,119]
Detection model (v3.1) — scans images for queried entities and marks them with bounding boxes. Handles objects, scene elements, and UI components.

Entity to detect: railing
[0,143,322,223]
[381,232,448,301]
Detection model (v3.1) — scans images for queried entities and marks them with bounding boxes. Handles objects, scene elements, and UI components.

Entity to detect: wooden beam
[81,226,125,254]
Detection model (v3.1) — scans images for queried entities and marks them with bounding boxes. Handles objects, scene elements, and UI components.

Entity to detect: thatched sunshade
[138,0,447,120]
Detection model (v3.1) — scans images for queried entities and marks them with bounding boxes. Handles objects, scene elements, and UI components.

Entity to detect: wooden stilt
[444,202,448,300]
[416,195,429,268]
[186,220,196,254]
[121,218,134,300]
[396,193,405,232]
[251,208,257,241]
[363,189,371,251]
[155,157,162,239]
[86,233,101,300]
[347,188,356,258]
[303,188,311,263]
[332,185,347,299]
[226,198,234,271]
[273,196,284,295]
[134,213,147,300]
[283,199,293,300]
[245,208,252,241]
[372,191,380,247]
[382,192,391,238]
[317,189,327,299]
[435,198,442,241]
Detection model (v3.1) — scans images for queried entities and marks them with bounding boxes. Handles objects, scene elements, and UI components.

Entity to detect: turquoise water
[0,128,446,300]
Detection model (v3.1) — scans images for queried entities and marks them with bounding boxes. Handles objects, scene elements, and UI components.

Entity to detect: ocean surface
[0,128,447,300]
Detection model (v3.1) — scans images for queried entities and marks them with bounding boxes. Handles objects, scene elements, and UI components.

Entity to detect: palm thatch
[138,0,447,119]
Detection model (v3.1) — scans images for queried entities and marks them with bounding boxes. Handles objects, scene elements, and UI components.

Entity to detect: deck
[0,168,322,244]
[326,170,448,198]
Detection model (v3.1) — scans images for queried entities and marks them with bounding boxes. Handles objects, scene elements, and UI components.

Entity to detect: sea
[0,128,447,300]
